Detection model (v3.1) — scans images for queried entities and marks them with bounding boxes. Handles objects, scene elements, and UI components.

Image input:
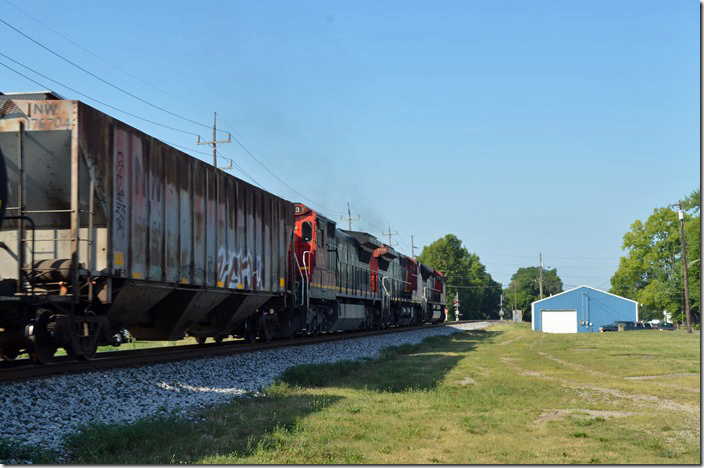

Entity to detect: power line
[0,55,200,136]
[155,138,264,188]
[0,17,222,134]
[216,150,264,189]
[231,137,343,216]
[2,0,213,114]
[1,53,262,189]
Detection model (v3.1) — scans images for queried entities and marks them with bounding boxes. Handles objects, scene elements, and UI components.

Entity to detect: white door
[541,310,578,333]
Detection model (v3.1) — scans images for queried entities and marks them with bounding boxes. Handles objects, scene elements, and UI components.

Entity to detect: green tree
[502,267,563,322]
[417,234,501,320]
[610,189,700,323]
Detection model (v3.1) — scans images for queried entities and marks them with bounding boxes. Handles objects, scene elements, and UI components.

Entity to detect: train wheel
[214,335,224,344]
[1,347,20,361]
[27,309,57,365]
[195,336,207,345]
[243,315,257,344]
[309,318,318,337]
[79,312,99,360]
[79,337,98,361]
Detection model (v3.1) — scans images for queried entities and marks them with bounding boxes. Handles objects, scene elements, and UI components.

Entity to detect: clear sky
[1,0,699,291]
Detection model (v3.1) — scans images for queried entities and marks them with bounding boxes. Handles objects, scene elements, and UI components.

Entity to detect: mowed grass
[46,324,701,463]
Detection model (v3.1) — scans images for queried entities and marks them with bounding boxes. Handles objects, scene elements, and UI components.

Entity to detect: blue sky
[1,0,699,291]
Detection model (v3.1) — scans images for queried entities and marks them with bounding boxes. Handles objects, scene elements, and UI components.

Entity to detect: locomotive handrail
[302,250,311,312]
[293,249,305,306]
[381,276,390,298]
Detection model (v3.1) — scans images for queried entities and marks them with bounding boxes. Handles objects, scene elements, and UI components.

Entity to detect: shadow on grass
[64,391,342,464]
[64,328,503,464]
[279,329,503,393]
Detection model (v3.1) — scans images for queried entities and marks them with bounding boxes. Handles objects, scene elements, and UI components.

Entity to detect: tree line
[416,189,699,323]
[609,189,700,324]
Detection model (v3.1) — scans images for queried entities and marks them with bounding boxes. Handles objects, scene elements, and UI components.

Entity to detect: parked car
[654,322,676,331]
[635,322,654,330]
[599,321,636,332]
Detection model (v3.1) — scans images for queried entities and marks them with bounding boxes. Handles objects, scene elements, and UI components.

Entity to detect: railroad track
[0,320,492,383]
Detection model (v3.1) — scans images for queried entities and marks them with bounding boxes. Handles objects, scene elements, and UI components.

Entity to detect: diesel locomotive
[0,91,445,365]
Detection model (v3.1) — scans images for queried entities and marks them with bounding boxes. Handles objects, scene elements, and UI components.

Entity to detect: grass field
[12,323,703,464]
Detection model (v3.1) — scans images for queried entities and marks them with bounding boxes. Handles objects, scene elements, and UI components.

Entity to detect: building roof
[531,285,638,306]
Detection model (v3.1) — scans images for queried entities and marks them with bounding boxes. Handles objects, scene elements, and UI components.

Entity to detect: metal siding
[533,287,637,333]
[112,127,130,276]
[255,190,263,291]
[205,167,216,286]
[226,176,237,288]
[130,134,147,279]
[179,158,192,284]
[164,148,179,283]
[265,197,271,292]
[216,171,227,287]
[195,162,207,285]
[278,200,284,289]
[148,144,164,281]
[245,185,254,289]
[236,179,245,287]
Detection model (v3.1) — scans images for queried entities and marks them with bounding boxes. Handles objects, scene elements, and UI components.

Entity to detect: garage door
[541,310,578,333]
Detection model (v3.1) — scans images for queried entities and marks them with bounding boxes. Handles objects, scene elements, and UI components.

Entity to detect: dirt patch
[535,409,638,425]
[520,370,545,378]
[572,383,700,414]
[459,377,477,385]
[624,373,699,380]
[499,336,524,346]
[502,355,700,416]
[500,357,518,363]
[528,334,546,349]
[538,351,611,377]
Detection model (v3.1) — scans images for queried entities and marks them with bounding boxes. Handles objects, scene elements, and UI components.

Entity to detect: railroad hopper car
[275,204,446,337]
[0,93,294,363]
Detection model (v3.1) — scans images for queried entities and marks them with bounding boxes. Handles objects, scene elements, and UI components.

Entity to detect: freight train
[0,91,446,364]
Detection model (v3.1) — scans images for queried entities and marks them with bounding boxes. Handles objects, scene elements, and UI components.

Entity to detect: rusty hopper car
[0,93,295,363]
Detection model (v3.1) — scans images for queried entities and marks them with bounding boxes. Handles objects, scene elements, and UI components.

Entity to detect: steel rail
[0,321,495,383]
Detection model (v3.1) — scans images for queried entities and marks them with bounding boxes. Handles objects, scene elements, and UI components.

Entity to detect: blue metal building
[531,285,638,333]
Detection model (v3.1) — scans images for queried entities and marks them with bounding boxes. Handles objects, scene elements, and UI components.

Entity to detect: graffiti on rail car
[112,128,130,273]
[216,246,263,291]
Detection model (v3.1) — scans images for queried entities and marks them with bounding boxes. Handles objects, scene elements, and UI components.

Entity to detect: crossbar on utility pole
[197,112,231,169]
[384,222,398,247]
[340,202,360,230]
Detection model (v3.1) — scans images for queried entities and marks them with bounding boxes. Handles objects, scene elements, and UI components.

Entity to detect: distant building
[531,285,638,333]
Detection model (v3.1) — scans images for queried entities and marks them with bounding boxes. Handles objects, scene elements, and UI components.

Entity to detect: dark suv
[654,322,676,331]
[599,321,636,332]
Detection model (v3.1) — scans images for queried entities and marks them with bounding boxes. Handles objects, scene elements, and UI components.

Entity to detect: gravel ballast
[0,322,489,459]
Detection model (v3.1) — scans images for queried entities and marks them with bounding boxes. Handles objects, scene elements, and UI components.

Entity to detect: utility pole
[513,281,517,321]
[499,287,504,320]
[539,253,544,299]
[454,291,460,321]
[384,222,398,246]
[411,235,416,259]
[339,202,359,230]
[197,112,231,169]
[677,204,692,333]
